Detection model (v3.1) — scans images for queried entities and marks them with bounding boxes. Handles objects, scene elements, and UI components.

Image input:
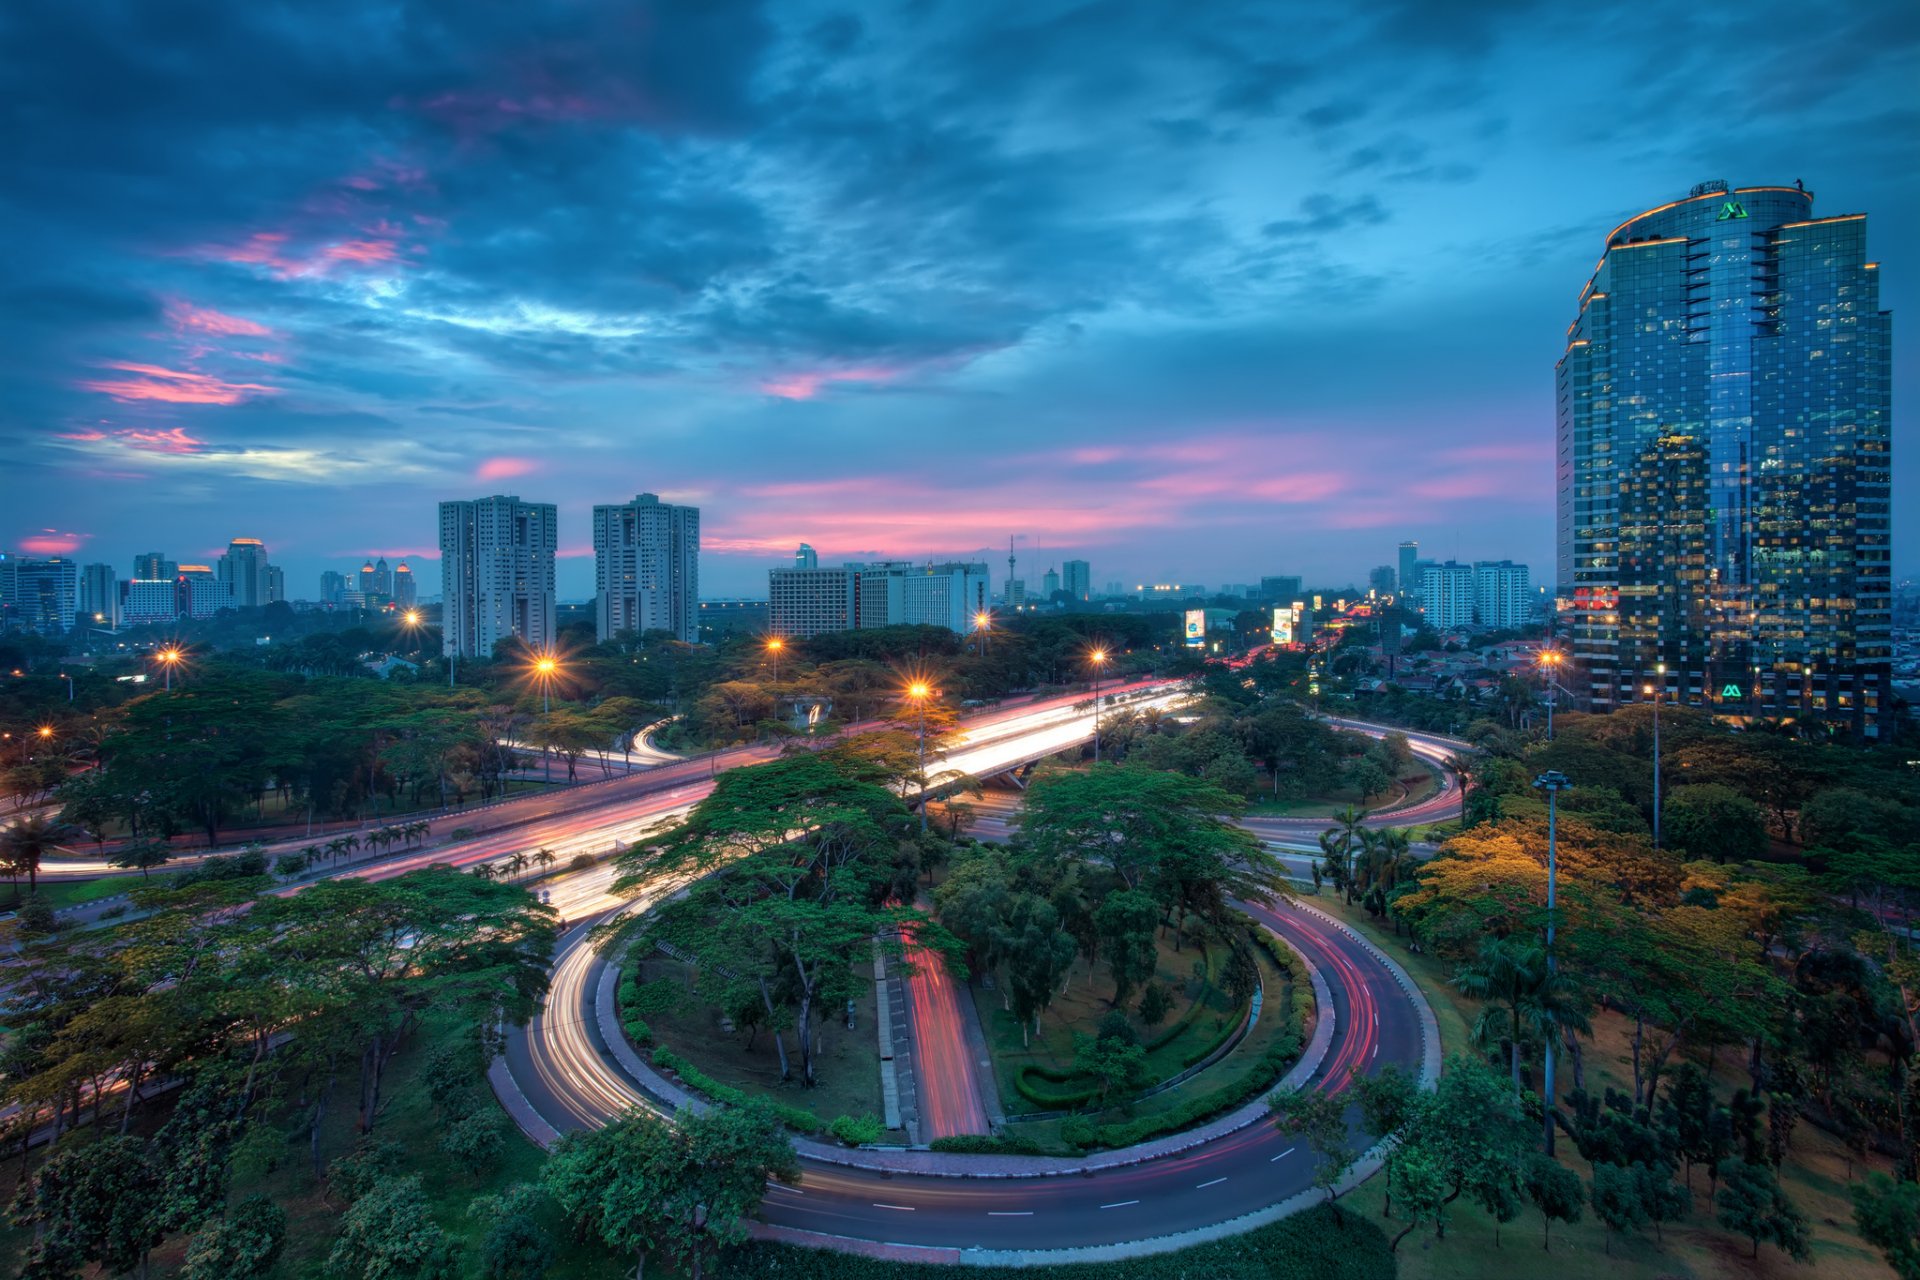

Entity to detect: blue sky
[2,0,1914,598]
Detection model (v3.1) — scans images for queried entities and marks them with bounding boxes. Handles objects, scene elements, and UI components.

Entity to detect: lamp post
[532,653,560,782]
[766,636,785,683]
[1088,647,1109,762]
[1532,768,1572,1155]
[1536,649,1564,740]
[156,647,183,692]
[57,671,73,702]
[906,681,931,833]
[973,611,992,657]
[1647,662,1665,847]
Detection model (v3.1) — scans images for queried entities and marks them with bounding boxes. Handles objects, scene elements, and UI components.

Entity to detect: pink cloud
[194,230,406,279]
[475,456,539,481]
[322,238,400,265]
[60,423,206,454]
[76,362,277,406]
[164,299,273,338]
[760,365,906,400]
[17,530,87,555]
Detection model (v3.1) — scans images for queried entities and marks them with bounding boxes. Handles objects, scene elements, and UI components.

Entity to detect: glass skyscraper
[1557,181,1892,736]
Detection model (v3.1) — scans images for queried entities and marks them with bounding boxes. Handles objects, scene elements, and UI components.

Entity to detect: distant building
[1558,179,1893,734]
[698,598,769,641]
[8,558,78,634]
[795,543,818,570]
[392,559,417,608]
[266,565,284,606]
[1397,542,1419,599]
[133,551,176,581]
[359,560,377,595]
[1041,567,1061,601]
[372,557,392,599]
[593,492,700,643]
[769,561,990,639]
[217,538,275,608]
[320,570,348,606]
[123,579,178,626]
[1472,561,1531,630]
[1260,576,1303,602]
[79,563,119,628]
[1005,577,1027,607]
[1368,565,1396,595]
[1063,559,1091,602]
[438,495,558,658]
[177,565,224,619]
[1419,562,1477,631]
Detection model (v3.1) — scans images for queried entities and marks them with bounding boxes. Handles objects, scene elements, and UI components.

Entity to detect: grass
[1309,890,1900,1280]
[977,931,1238,1114]
[998,931,1299,1152]
[630,953,892,1135]
[3,875,133,912]
[1247,762,1440,820]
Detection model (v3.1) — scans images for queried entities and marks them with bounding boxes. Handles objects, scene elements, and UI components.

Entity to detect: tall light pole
[906,680,931,833]
[1087,647,1109,762]
[57,671,73,702]
[1647,661,1665,847]
[532,653,560,783]
[973,611,992,657]
[1536,649,1565,740]
[766,636,785,683]
[157,647,183,692]
[1532,768,1572,1155]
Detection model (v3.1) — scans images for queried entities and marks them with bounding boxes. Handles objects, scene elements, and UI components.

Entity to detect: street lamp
[1646,662,1665,847]
[1535,649,1568,741]
[1087,646,1109,763]
[1532,768,1572,1155]
[766,636,785,683]
[57,671,73,702]
[156,647,183,692]
[905,680,932,832]
[973,610,992,656]
[532,653,560,714]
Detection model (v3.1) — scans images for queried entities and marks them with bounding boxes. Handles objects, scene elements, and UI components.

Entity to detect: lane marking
[1197,1177,1227,1189]
[987,1211,1034,1216]
[1271,1146,1297,1163]
[1100,1200,1140,1210]
[872,1203,916,1212]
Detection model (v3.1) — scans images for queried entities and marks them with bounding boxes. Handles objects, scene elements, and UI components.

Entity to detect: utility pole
[1532,768,1572,1155]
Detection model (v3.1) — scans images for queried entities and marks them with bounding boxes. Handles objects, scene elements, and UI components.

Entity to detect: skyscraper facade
[593,493,700,643]
[392,560,417,608]
[217,538,275,608]
[133,551,176,581]
[1396,542,1419,599]
[769,561,989,638]
[1557,180,1892,734]
[1419,562,1476,630]
[124,579,178,626]
[79,563,119,628]
[795,543,818,570]
[320,570,348,606]
[439,495,558,659]
[1062,559,1091,601]
[1472,560,1531,630]
[8,558,78,633]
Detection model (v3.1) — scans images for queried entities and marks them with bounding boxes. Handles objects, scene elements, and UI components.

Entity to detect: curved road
[502,887,1429,1252]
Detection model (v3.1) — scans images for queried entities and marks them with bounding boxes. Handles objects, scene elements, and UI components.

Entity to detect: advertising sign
[1184,609,1206,647]
[1271,607,1293,646]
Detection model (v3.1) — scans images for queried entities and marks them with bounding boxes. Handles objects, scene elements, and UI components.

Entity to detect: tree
[1523,1156,1584,1251]
[1270,1080,1357,1217]
[1590,1161,1648,1255]
[546,1105,797,1280]
[470,1184,554,1280]
[9,1135,168,1280]
[443,1109,508,1175]
[1662,784,1767,863]
[328,1175,461,1280]
[1454,935,1588,1096]
[180,1196,286,1280]
[999,894,1077,1045]
[1381,1056,1534,1247]
[109,837,174,878]
[1074,1031,1148,1107]
[1094,889,1161,1005]
[1137,981,1174,1030]
[2,811,77,893]
[1716,1158,1810,1261]
[1854,1173,1920,1280]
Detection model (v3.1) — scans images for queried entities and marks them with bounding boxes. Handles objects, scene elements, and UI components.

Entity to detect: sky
[2,0,1915,600]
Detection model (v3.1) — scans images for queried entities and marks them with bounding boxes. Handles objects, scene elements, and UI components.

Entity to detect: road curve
[501,887,1430,1253]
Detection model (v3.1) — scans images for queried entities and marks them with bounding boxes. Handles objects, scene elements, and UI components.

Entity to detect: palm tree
[1454,936,1591,1100]
[533,847,557,875]
[1445,752,1480,827]
[2,812,77,893]
[505,851,530,881]
[341,833,362,864]
[1321,806,1368,904]
[472,862,499,880]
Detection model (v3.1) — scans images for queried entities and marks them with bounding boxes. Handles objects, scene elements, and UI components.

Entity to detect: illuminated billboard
[1184,609,1206,647]
[1271,607,1293,646]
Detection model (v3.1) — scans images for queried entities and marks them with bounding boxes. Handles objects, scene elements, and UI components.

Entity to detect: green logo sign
[1721,683,1743,699]
[1716,201,1748,221]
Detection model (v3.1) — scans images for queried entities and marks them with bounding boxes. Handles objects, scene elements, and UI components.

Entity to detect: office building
[1472,561,1531,630]
[7,558,78,634]
[177,565,224,618]
[1557,180,1893,733]
[371,557,392,599]
[1005,578,1027,607]
[1041,567,1061,601]
[266,565,284,606]
[133,551,176,581]
[1260,576,1303,602]
[1063,559,1091,602]
[769,561,989,639]
[439,495,558,659]
[1397,542,1419,599]
[1419,562,1477,631]
[358,560,377,595]
[320,571,347,606]
[392,559,417,608]
[216,538,276,608]
[593,492,700,643]
[1368,565,1396,596]
[124,579,178,626]
[79,563,119,628]
[795,543,818,570]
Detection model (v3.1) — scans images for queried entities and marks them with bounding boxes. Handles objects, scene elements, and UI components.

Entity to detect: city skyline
[1,0,1912,598]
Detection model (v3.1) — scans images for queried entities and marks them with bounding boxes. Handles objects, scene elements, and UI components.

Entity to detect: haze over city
[3,0,1914,595]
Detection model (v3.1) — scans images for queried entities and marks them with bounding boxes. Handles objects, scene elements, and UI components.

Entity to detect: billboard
[1271,607,1293,646]
[1184,609,1206,647]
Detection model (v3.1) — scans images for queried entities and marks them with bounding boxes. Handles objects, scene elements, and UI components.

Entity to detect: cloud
[164,299,274,338]
[17,530,88,555]
[75,362,278,405]
[475,456,539,481]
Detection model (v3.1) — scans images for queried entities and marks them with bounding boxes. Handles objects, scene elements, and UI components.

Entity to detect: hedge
[1069,1027,1302,1150]
[649,1045,825,1134]
[722,1201,1393,1279]
[1013,1070,1101,1111]
[927,1132,1051,1156]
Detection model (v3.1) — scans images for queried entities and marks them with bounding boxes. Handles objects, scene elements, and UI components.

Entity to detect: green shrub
[827,1114,885,1146]
[1083,1029,1302,1150]
[928,1132,1052,1156]
[649,1046,823,1134]
[621,1017,654,1047]
[1013,1068,1100,1111]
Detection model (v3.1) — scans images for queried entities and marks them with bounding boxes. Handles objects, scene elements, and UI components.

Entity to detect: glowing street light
[1535,647,1570,740]
[973,610,993,656]
[905,679,933,832]
[156,646,184,692]
[531,653,561,713]
[766,636,786,682]
[1087,646,1110,763]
